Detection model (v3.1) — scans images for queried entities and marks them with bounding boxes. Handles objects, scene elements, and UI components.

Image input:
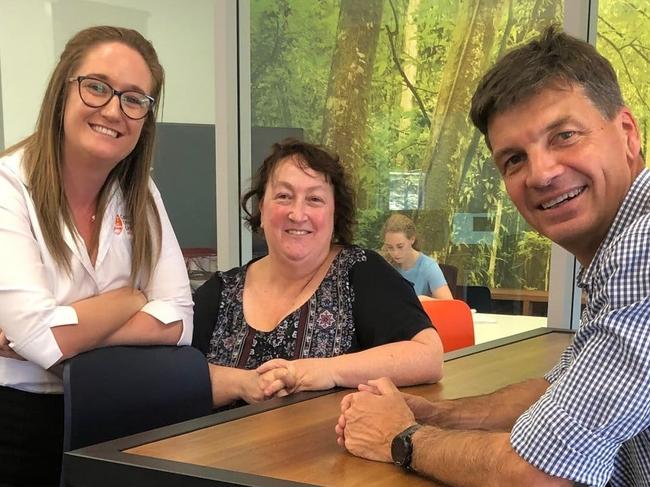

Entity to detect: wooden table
[490,288,549,315]
[64,329,573,487]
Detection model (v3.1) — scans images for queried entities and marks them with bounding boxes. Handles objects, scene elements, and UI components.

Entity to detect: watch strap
[391,423,422,471]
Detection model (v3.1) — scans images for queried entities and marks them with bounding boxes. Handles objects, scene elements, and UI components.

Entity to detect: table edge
[64,327,573,487]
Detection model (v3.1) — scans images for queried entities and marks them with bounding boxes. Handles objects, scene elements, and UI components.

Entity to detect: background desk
[473,313,547,344]
[65,329,573,487]
[489,288,549,316]
[489,288,586,316]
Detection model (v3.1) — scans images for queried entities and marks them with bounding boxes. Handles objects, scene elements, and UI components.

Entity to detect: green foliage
[250,0,339,140]
[355,207,391,250]
[597,0,650,159]
[514,231,552,290]
[250,0,647,291]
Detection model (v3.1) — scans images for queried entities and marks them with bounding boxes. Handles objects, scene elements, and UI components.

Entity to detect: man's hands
[335,377,419,462]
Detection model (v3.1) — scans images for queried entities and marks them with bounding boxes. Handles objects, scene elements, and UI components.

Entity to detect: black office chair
[464,285,493,313]
[63,345,213,452]
[438,263,459,299]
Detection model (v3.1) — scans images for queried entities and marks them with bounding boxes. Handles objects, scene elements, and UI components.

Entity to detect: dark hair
[242,139,356,245]
[471,26,624,143]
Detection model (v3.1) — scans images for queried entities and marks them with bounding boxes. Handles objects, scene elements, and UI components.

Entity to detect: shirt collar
[578,168,650,286]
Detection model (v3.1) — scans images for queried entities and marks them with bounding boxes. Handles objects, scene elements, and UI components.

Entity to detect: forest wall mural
[250,0,649,291]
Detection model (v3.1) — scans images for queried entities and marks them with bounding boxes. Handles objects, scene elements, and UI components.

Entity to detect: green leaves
[250,0,613,291]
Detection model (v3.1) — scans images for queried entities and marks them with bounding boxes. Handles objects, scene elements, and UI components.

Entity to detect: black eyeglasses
[69,76,155,120]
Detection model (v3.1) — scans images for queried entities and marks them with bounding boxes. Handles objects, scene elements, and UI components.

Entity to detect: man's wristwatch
[391,424,422,471]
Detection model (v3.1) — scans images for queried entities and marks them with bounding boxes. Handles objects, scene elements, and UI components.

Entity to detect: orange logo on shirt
[114,215,123,235]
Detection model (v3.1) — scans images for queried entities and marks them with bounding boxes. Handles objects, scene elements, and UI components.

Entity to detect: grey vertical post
[215,0,247,269]
[546,0,598,330]
[238,0,253,265]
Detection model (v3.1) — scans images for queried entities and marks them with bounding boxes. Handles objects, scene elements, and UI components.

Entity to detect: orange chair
[420,299,475,352]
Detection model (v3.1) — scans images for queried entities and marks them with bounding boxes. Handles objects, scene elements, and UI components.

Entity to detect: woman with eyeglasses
[0,26,192,486]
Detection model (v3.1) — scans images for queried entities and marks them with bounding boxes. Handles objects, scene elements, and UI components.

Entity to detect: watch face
[391,434,410,467]
[391,424,421,469]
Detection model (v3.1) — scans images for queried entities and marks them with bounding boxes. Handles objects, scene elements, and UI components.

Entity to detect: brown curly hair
[242,139,356,245]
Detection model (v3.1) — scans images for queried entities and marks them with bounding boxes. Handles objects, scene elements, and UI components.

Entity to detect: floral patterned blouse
[192,246,431,370]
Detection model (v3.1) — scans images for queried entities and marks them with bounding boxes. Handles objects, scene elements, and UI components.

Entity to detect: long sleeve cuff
[140,299,192,345]
[48,305,79,328]
[11,305,79,369]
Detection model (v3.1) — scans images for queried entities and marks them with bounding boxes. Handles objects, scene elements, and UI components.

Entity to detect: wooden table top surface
[489,287,549,301]
[126,332,572,487]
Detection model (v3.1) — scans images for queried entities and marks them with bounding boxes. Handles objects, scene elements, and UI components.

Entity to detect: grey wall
[152,124,302,254]
[153,123,216,249]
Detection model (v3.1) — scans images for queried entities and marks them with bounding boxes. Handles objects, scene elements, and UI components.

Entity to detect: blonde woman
[382,214,453,300]
[0,26,192,485]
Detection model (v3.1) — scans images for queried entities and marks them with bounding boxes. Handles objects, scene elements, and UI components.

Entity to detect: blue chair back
[63,345,212,451]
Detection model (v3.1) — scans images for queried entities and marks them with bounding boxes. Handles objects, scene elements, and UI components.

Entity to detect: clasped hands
[240,357,336,404]
[335,377,437,462]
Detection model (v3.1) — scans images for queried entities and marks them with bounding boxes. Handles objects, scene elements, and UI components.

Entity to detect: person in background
[336,26,650,486]
[382,214,453,301]
[0,26,192,486]
[192,139,443,408]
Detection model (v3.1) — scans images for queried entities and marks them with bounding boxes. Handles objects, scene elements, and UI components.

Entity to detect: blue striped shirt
[510,169,650,486]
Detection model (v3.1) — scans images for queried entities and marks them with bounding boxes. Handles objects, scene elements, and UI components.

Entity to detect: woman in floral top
[193,140,443,407]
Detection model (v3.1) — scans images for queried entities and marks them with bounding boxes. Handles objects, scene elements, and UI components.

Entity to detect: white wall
[0,1,56,146]
[0,0,216,147]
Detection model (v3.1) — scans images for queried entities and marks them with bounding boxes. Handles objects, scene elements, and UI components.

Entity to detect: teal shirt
[397,253,447,296]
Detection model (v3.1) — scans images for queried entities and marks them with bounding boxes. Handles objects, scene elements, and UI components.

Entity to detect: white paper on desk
[472,313,497,324]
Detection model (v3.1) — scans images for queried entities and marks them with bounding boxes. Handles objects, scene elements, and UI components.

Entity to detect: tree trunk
[320,0,383,209]
[397,0,421,138]
[416,0,507,257]
[445,0,515,282]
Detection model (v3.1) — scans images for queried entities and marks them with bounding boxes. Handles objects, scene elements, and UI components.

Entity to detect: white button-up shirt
[0,148,193,393]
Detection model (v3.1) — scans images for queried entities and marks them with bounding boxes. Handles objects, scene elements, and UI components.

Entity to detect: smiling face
[384,231,415,266]
[62,42,153,173]
[260,156,335,267]
[488,84,643,265]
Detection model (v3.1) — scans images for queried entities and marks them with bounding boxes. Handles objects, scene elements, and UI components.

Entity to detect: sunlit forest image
[250,0,650,291]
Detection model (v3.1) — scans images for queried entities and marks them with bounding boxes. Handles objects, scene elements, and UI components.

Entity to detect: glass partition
[597,0,650,162]
[248,0,564,345]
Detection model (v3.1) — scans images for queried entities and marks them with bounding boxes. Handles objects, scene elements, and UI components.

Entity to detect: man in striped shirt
[337,26,649,487]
